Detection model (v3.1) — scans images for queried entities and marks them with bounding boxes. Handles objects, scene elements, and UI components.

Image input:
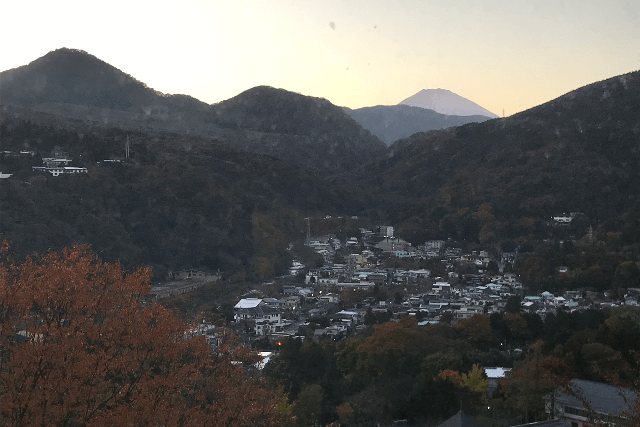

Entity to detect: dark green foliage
[265,319,483,425]
[544,309,607,349]
[363,308,392,325]
[596,306,640,362]
[0,116,365,278]
[421,351,465,379]
[208,86,387,176]
[505,296,522,313]
[263,338,343,425]
[358,70,640,251]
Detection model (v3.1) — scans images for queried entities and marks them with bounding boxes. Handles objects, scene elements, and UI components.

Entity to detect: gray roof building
[547,379,639,427]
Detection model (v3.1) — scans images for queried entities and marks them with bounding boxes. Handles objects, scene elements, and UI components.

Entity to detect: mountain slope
[344,104,493,145]
[0,48,386,176]
[209,86,387,173]
[0,48,208,114]
[363,71,640,244]
[0,108,369,278]
[399,88,499,118]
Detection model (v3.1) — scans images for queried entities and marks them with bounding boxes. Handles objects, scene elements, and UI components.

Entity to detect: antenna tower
[304,217,310,246]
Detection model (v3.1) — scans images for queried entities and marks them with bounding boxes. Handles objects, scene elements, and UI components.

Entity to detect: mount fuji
[399,88,499,118]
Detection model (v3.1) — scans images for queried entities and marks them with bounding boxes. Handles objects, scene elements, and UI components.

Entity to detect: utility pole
[304,217,310,246]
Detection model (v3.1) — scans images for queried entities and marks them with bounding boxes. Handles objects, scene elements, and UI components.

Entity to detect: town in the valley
[154,219,625,343]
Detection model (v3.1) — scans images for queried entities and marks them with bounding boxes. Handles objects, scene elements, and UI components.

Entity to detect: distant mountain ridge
[363,70,640,244]
[2,47,640,279]
[0,48,386,176]
[344,104,492,145]
[399,88,499,118]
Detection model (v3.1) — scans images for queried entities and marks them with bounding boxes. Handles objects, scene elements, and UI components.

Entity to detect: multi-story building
[233,298,283,336]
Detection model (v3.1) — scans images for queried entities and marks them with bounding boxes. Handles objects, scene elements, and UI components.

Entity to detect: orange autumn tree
[0,245,280,427]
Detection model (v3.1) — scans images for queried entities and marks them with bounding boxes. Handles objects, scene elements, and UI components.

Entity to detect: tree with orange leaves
[0,245,281,427]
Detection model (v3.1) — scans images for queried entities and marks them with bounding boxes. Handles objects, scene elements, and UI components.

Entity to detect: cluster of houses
[232,274,610,341]
[1,147,130,178]
[230,224,637,342]
[31,149,88,176]
[307,225,515,273]
[228,225,640,427]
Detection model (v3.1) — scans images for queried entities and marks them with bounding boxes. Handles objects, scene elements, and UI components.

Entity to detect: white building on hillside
[233,298,283,335]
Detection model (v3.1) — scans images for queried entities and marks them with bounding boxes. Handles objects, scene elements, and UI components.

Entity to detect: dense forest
[263,306,639,426]
[367,70,640,248]
[0,115,369,280]
[1,52,640,294]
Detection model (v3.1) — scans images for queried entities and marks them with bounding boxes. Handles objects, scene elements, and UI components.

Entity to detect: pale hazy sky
[1,0,638,116]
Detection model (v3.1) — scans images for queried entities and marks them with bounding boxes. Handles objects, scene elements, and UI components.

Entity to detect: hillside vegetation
[361,71,640,247]
[0,110,365,279]
[0,48,386,177]
[3,49,640,288]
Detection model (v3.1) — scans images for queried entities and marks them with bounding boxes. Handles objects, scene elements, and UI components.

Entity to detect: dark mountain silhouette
[0,48,386,176]
[208,86,387,173]
[344,104,493,145]
[4,48,640,279]
[0,49,380,277]
[363,70,640,245]
[0,48,208,114]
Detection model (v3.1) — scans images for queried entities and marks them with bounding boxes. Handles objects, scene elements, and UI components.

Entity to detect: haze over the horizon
[1,0,638,116]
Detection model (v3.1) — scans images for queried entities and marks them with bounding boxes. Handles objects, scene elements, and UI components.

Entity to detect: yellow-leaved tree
[439,364,488,411]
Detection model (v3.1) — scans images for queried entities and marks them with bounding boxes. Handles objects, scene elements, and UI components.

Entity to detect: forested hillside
[3,49,640,289]
[0,48,387,177]
[362,70,640,247]
[209,86,387,174]
[264,307,640,426]
[0,110,365,279]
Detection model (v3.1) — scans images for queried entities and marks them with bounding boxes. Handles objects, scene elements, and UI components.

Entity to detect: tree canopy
[0,245,281,427]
